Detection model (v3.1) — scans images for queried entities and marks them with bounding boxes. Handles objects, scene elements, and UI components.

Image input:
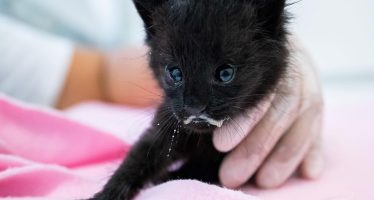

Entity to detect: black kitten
[91,0,289,199]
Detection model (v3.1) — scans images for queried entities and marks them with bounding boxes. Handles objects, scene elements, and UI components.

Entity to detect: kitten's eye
[215,64,236,83]
[166,65,183,84]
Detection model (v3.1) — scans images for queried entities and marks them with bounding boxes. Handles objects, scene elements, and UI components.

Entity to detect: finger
[219,87,300,188]
[256,105,322,188]
[213,95,273,152]
[299,135,324,179]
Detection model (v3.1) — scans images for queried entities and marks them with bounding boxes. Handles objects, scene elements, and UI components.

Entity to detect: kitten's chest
[174,133,223,159]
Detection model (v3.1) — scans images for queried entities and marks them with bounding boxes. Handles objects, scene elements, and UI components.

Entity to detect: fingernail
[257,166,281,188]
[220,158,247,188]
[307,155,324,178]
[220,155,260,188]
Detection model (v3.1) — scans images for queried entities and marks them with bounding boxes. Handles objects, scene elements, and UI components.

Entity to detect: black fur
[90,0,289,199]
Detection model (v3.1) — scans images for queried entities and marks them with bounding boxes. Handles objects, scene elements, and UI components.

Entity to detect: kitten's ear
[254,0,287,34]
[133,0,167,40]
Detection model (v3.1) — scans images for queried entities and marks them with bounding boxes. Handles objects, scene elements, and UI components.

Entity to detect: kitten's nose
[184,104,207,116]
[184,96,207,116]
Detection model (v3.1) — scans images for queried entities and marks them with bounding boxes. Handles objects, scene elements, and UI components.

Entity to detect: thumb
[213,95,273,152]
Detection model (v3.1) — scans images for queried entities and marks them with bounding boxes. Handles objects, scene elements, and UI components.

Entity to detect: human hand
[213,39,324,189]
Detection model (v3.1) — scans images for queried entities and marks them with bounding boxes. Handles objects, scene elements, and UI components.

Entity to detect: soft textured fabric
[0,94,373,200]
[0,95,258,200]
[0,95,128,199]
[0,14,73,107]
[0,0,143,48]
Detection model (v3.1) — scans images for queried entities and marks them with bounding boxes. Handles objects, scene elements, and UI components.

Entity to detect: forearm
[56,46,162,109]
[56,48,106,109]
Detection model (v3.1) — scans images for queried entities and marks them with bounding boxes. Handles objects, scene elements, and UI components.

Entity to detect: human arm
[0,14,161,109]
[56,46,162,109]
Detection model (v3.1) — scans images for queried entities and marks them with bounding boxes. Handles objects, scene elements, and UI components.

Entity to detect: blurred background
[0,0,373,105]
[289,0,374,106]
[1,1,372,198]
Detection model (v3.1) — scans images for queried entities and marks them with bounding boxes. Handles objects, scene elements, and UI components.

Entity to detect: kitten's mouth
[183,115,225,128]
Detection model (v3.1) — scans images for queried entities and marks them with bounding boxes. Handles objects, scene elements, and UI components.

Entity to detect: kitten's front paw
[85,194,110,200]
[88,186,136,200]
[87,194,122,200]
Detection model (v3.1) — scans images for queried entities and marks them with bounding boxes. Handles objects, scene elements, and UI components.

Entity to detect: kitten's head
[134,0,289,133]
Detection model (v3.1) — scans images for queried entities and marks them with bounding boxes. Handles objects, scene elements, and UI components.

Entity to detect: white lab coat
[0,0,144,106]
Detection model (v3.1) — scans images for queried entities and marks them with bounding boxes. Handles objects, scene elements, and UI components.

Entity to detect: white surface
[289,0,374,78]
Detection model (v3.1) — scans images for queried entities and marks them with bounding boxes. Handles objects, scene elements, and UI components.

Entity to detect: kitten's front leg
[90,121,178,200]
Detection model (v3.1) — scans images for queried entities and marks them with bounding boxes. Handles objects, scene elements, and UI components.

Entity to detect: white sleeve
[0,15,74,107]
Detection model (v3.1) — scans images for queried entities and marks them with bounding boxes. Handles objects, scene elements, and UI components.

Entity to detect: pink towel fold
[0,95,131,199]
[0,95,258,200]
[1,94,373,200]
[0,96,128,167]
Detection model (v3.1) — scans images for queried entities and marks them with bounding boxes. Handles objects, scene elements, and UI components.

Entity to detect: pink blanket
[0,94,373,200]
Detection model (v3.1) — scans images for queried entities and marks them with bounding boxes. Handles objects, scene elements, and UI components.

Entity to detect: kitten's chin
[184,123,216,133]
